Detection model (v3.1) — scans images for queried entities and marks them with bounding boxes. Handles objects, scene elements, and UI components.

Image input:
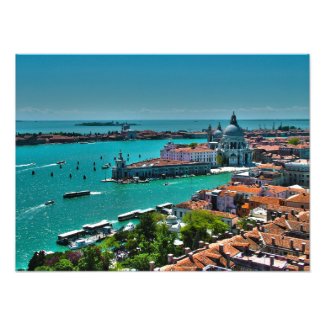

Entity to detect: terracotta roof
[261,233,310,252]
[127,158,208,168]
[210,211,237,219]
[286,193,310,204]
[226,185,261,195]
[258,164,283,170]
[249,196,282,206]
[218,190,237,197]
[175,200,210,210]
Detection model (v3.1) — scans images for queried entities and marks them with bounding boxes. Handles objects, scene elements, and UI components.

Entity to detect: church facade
[207,112,253,167]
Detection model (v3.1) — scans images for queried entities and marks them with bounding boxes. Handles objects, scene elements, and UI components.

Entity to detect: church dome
[212,129,223,138]
[223,111,244,137]
[223,124,244,136]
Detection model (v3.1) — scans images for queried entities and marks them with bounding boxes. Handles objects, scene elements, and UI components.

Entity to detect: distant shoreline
[75,122,140,126]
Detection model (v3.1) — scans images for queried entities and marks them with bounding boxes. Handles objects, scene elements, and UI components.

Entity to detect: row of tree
[27,210,230,271]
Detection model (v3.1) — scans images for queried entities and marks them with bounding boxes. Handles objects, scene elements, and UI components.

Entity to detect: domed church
[207,112,252,166]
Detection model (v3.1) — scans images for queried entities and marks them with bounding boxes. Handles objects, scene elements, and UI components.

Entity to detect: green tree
[288,137,300,145]
[77,246,103,271]
[151,224,177,266]
[28,251,46,271]
[53,258,74,271]
[34,266,53,271]
[122,253,157,271]
[189,142,198,149]
[181,210,229,249]
[237,216,256,230]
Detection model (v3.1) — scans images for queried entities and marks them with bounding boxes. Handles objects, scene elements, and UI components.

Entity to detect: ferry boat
[63,190,91,199]
[68,237,96,250]
[44,200,55,206]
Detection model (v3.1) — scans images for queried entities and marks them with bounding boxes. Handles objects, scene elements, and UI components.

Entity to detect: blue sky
[16,55,309,120]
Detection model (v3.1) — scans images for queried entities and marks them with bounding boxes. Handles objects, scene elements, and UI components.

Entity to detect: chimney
[300,224,304,232]
[285,212,289,219]
[205,242,210,249]
[271,237,276,246]
[295,248,300,256]
[270,255,275,268]
[167,254,174,264]
[149,261,155,271]
[212,235,218,242]
[291,209,295,216]
[298,262,304,271]
[184,247,191,255]
[219,243,224,254]
[199,241,204,248]
[188,252,194,261]
[226,252,231,269]
[290,239,294,250]
[302,242,306,253]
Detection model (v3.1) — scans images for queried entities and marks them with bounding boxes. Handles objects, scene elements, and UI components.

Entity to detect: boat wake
[16,163,36,168]
[38,163,57,169]
[90,191,102,195]
[19,203,46,219]
[16,163,58,174]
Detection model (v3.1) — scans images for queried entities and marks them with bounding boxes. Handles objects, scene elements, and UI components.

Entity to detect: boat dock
[57,219,114,246]
[117,203,174,221]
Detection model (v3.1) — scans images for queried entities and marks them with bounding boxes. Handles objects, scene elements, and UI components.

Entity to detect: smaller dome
[223,124,244,137]
[212,129,223,138]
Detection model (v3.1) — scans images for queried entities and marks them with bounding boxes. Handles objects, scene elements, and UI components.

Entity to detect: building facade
[208,112,253,167]
[112,151,211,180]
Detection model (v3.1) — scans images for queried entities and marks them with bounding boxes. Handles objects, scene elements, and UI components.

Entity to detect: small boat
[79,142,90,144]
[123,222,135,232]
[68,237,96,250]
[57,160,66,165]
[44,200,55,206]
[164,182,169,186]
[63,190,91,199]
[102,163,110,169]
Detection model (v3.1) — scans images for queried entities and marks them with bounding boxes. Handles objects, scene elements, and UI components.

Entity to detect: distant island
[75,121,140,126]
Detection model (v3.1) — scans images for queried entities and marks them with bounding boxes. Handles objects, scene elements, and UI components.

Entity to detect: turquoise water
[16,138,231,270]
[16,119,310,134]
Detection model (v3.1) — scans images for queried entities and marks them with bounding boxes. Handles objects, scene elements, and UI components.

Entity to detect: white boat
[44,200,55,206]
[102,163,110,169]
[68,237,96,250]
[123,222,135,232]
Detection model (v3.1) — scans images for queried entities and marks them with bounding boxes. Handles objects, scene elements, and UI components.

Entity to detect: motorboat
[44,200,55,206]
[123,222,135,232]
[63,190,91,198]
[164,182,169,186]
[56,160,66,165]
[68,237,96,250]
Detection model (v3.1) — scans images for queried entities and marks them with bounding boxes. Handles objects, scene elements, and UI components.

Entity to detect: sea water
[16,138,232,270]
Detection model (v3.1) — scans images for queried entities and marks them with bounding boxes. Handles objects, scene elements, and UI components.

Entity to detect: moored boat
[123,222,135,232]
[68,237,96,250]
[102,163,110,169]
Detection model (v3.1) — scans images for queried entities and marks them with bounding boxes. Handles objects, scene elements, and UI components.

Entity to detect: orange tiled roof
[175,200,210,210]
[286,193,310,204]
[249,196,282,206]
[226,185,261,195]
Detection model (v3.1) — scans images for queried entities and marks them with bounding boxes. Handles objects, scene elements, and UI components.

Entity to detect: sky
[16,55,310,120]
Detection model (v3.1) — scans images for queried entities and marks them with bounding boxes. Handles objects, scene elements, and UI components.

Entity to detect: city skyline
[16,55,310,120]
